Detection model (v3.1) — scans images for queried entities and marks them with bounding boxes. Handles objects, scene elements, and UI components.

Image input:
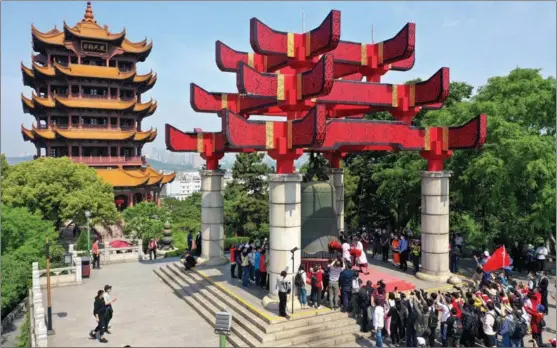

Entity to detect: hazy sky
[1,1,555,157]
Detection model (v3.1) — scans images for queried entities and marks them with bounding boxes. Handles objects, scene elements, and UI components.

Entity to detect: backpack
[488,312,500,333]
[511,318,528,339]
[428,308,439,328]
[294,272,304,287]
[463,311,478,335]
[540,318,546,329]
[451,317,464,339]
[311,273,318,287]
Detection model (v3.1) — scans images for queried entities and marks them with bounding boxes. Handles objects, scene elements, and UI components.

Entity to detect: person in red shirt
[230,245,237,279]
[258,250,267,289]
[92,239,100,269]
[309,265,324,309]
[525,304,545,347]
[450,292,463,319]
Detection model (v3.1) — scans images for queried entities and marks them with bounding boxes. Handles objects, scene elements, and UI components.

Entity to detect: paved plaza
[43,259,218,347]
[42,256,556,347]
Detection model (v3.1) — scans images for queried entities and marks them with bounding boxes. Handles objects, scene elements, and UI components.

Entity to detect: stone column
[328,168,345,234]
[416,171,459,283]
[263,174,302,308]
[199,170,227,265]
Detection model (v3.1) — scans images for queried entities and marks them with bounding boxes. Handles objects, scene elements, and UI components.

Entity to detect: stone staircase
[153,262,362,347]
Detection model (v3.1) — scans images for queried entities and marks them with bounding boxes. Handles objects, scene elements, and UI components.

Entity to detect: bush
[76,229,89,251]
[17,311,30,348]
[224,237,250,250]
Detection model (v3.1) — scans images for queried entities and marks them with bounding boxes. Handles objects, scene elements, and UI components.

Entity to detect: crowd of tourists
[89,285,116,344]
[229,239,270,289]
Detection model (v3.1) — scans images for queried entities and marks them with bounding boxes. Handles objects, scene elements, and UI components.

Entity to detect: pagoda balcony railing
[80,124,110,129]
[81,94,111,99]
[120,95,136,101]
[70,155,146,166]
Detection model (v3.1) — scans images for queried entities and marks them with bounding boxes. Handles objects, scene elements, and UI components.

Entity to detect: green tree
[232,153,269,198]
[1,153,9,178]
[1,157,118,228]
[301,152,329,182]
[122,202,169,242]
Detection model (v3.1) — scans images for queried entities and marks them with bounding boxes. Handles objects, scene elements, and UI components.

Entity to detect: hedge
[164,248,187,258]
[224,237,250,250]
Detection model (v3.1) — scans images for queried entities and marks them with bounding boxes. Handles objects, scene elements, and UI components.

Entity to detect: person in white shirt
[373,300,385,347]
[328,259,344,311]
[355,237,370,275]
[482,303,497,347]
[102,285,117,334]
[342,241,351,264]
[454,233,464,253]
[535,243,549,272]
[437,292,451,346]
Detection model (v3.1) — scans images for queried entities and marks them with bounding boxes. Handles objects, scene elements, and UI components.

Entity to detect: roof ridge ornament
[82,1,96,23]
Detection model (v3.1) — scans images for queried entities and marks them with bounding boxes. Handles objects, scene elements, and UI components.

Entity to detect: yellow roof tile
[21,125,35,141]
[133,99,155,112]
[133,71,153,83]
[161,172,177,184]
[31,25,65,46]
[53,126,136,140]
[31,124,56,139]
[134,128,156,141]
[21,94,34,109]
[21,63,35,78]
[55,96,136,110]
[32,63,55,77]
[96,168,150,188]
[32,94,56,108]
[121,39,153,54]
[54,63,135,80]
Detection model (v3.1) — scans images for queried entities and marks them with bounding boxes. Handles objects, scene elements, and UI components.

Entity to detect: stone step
[170,264,361,345]
[263,320,361,347]
[156,266,260,347]
[308,332,362,347]
[187,263,353,331]
[169,263,270,333]
[152,268,246,347]
[165,264,269,343]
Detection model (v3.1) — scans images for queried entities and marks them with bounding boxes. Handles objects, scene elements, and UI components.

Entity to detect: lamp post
[45,238,55,335]
[85,210,91,255]
[290,247,299,315]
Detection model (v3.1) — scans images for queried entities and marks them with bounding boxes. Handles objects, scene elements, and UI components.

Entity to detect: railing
[70,156,145,166]
[120,95,136,101]
[31,262,48,347]
[81,94,111,99]
[68,239,146,264]
[120,124,136,130]
[80,123,110,129]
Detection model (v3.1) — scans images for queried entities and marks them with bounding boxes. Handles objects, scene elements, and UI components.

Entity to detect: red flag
[482,246,512,273]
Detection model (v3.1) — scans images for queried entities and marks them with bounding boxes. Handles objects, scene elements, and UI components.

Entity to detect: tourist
[361,233,370,254]
[254,247,262,285]
[321,260,330,302]
[372,229,381,259]
[437,292,451,346]
[341,238,351,264]
[380,230,390,262]
[103,285,117,334]
[339,261,355,312]
[276,271,291,318]
[235,244,243,279]
[450,240,461,274]
[525,304,545,347]
[89,289,108,343]
[294,265,308,309]
[241,249,250,287]
[230,244,237,278]
[355,237,370,275]
[426,298,439,347]
[398,234,409,272]
[387,298,402,344]
[500,308,515,347]
[405,292,419,347]
[351,276,362,318]
[391,234,400,265]
[446,307,463,347]
[460,298,479,348]
[372,295,385,347]
[510,310,528,347]
[184,251,196,270]
[259,249,267,288]
[92,239,101,269]
[535,242,549,273]
[359,280,373,332]
[482,301,497,347]
[539,271,549,314]
[195,232,202,256]
[148,238,157,260]
[411,239,421,274]
[248,248,255,282]
[328,258,343,311]
[454,233,464,253]
[511,241,523,273]
[187,231,193,251]
[309,264,324,309]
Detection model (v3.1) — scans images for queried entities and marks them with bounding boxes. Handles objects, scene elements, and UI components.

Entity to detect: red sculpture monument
[166,10,486,304]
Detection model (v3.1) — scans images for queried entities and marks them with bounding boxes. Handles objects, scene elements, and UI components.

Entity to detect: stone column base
[416,271,462,284]
[196,256,228,267]
[262,293,302,313]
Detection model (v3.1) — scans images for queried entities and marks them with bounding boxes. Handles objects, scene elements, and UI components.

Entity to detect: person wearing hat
[103,285,117,334]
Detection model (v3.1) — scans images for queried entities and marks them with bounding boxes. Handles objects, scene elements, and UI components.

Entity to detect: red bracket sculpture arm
[221,106,327,152]
[236,54,334,103]
[250,10,340,59]
[215,41,287,73]
[190,83,277,117]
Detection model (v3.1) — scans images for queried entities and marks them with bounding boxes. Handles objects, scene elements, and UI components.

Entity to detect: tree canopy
[343,68,556,248]
[1,157,118,228]
[122,201,170,242]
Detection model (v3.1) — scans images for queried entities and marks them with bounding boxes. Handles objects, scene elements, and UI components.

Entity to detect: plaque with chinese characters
[81,40,107,54]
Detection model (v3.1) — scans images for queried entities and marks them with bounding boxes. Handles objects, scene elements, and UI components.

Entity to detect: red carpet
[302,258,416,293]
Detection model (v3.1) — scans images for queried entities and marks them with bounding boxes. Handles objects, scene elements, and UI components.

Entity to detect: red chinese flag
[482,246,512,273]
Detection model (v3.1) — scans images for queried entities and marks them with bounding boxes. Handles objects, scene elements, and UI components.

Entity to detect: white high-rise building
[161,171,202,200]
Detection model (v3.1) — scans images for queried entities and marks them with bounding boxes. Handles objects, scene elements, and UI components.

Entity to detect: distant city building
[162,169,234,200]
[20,2,174,210]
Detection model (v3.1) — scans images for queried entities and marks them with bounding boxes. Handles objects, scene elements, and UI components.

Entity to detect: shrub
[224,237,250,250]
[17,311,30,348]
[164,248,187,258]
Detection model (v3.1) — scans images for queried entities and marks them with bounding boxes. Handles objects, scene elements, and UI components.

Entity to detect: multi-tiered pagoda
[20,2,174,209]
